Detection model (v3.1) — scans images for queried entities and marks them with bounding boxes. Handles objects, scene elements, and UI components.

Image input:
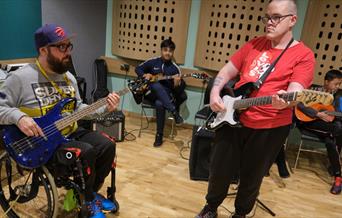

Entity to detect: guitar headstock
[296,89,334,106]
[127,78,149,94]
[186,72,211,82]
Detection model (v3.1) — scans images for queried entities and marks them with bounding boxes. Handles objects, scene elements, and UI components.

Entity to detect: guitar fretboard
[326,111,342,116]
[233,92,297,109]
[55,88,129,130]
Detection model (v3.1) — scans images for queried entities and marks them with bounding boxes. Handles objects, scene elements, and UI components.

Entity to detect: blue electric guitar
[1,79,146,169]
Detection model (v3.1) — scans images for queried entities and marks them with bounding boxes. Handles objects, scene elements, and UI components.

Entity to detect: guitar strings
[11,84,141,153]
[9,78,190,153]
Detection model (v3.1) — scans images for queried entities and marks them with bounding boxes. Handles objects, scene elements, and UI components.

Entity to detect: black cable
[123,128,136,141]
[219,205,233,216]
[179,138,191,160]
[123,106,150,141]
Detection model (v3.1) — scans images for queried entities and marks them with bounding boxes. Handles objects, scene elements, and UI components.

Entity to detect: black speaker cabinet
[92,111,125,142]
[189,125,215,181]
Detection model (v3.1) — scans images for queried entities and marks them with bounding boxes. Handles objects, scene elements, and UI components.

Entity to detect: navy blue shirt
[135,57,181,89]
[135,57,181,77]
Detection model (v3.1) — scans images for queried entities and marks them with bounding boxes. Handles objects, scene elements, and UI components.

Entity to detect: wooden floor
[2,116,342,217]
[100,116,342,218]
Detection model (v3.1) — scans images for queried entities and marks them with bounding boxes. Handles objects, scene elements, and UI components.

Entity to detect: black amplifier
[92,111,125,142]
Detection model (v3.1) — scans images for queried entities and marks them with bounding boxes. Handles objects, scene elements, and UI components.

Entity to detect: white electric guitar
[206,89,334,130]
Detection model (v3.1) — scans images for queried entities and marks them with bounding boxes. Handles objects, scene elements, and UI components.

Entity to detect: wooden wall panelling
[301,0,342,85]
[112,0,191,64]
[194,0,268,71]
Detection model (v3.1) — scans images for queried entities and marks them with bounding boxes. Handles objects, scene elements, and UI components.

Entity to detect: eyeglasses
[49,43,73,53]
[261,14,293,25]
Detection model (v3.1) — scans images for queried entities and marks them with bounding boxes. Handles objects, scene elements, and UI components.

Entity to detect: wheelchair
[0,144,119,218]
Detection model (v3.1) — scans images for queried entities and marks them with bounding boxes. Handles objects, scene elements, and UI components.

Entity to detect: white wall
[41,0,108,100]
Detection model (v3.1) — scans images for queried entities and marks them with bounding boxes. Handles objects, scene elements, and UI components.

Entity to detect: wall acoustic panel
[194,0,268,71]
[301,0,342,85]
[112,0,191,64]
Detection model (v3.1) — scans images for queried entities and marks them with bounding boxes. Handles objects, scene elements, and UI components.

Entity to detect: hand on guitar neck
[295,103,336,122]
[143,73,154,81]
[316,112,334,122]
[271,90,294,110]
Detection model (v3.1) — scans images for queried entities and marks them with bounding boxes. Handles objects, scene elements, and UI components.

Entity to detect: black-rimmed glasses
[261,14,293,24]
[49,43,73,53]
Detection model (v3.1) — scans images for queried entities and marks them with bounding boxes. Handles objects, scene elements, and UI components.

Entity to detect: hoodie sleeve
[135,59,153,77]
[0,73,27,125]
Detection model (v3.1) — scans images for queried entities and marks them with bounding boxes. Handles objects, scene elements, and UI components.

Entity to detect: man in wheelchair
[0,24,120,218]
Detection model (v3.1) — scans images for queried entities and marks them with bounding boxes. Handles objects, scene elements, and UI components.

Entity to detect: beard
[46,49,72,74]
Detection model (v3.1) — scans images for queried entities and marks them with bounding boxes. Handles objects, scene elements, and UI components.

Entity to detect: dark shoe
[277,162,290,178]
[195,204,217,218]
[231,213,246,218]
[330,176,342,195]
[231,174,240,184]
[172,111,184,125]
[153,133,163,147]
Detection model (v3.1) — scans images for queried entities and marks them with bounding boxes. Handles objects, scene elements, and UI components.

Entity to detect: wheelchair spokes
[0,154,58,218]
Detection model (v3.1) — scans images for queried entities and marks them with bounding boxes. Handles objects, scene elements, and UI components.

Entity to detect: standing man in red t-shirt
[196,1,315,217]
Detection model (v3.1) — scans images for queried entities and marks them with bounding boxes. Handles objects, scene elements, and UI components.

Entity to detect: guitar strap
[254,37,294,89]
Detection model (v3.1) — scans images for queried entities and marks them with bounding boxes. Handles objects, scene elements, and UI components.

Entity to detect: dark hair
[324,69,342,81]
[160,38,176,50]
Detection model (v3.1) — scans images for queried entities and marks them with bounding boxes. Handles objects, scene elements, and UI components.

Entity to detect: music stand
[226,191,276,217]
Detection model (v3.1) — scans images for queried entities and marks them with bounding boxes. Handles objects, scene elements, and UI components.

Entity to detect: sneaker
[195,204,217,218]
[85,199,106,218]
[94,193,117,211]
[153,133,163,147]
[330,176,342,195]
[172,111,184,125]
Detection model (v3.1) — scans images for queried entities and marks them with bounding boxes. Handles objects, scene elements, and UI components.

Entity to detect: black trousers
[65,128,116,201]
[299,120,342,177]
[206,124,290,215]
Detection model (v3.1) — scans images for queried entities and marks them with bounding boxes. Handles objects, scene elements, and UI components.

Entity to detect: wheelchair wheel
[0,153,59,218]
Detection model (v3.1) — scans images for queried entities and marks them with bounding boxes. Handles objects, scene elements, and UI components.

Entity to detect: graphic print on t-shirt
[31,81,75,115]
[247,51,274,81]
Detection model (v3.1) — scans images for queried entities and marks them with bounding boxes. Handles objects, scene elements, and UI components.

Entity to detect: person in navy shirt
[135,39,187,146]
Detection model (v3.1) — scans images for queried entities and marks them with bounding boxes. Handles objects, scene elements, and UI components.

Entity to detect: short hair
[160,38,176,50]
[269,0,297,15]
[324,69,342,81]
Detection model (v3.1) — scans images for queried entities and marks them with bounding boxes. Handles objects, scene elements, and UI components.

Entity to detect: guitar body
[131,72,210,104]
[1,98,74,169]
[206,84,334,131]
[207,95,243,130]
[295,103,335,122]
[207,82,257,130]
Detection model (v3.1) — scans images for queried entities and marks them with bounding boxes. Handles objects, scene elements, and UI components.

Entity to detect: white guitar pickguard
[210,95,242,129]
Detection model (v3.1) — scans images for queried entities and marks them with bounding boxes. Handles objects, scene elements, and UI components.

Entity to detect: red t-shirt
[230,36,315,129]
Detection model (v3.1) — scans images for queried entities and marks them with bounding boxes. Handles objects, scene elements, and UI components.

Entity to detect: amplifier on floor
[189,125,215,181]
[92,111,125,142]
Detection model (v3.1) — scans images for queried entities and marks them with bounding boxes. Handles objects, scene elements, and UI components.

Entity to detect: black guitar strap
[254,37,294,89]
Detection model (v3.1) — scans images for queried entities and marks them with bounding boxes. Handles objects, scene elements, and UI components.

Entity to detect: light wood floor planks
[100,117,342,218]
[2,116,342,217]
